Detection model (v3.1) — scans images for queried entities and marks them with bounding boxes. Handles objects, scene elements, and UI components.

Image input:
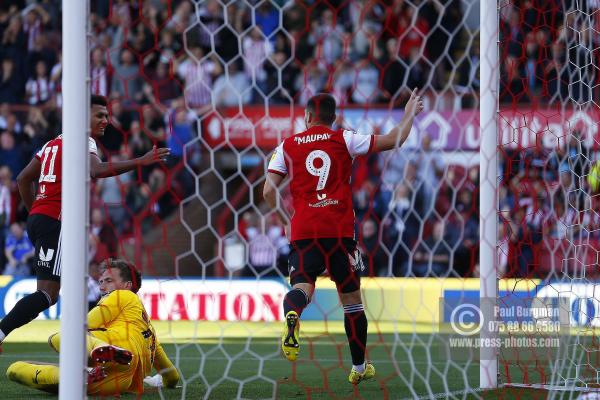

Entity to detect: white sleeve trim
[35,141,50,159]
[88,138,98,155]
[267,143,287,175]
[343,130,372,158]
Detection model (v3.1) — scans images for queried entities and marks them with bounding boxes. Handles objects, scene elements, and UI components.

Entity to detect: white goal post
[59,0,89,398]
[479,0,499,390]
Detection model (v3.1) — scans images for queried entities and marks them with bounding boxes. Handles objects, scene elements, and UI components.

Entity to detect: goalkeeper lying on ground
[6,258,180,395]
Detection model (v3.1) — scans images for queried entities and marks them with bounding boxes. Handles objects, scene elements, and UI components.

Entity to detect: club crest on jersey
[294,133,332,144]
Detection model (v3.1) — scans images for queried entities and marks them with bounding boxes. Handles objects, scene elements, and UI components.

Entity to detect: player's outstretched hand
[144,374,164,388]
[404,88,424,117]
[140,145,170,165]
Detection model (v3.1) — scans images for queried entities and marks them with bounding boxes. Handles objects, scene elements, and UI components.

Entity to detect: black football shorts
[27,213,62,282]
[288,238,364,293]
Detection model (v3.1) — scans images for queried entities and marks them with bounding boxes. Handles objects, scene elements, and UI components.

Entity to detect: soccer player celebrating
[263,89,423,384]
[6,258,180,395]
[0,95,169,344]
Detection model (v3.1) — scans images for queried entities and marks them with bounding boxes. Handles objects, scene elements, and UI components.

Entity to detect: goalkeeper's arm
[152,342,180,388]
[372,88,424,152]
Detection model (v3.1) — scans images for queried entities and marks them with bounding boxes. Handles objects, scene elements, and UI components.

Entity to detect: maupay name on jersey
[294,133,332,145]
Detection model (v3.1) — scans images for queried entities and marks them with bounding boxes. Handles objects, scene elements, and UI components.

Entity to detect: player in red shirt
[263,90,423,384]
[0,95,169,344]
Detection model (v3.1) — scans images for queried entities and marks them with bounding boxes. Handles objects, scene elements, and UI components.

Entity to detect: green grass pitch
[0,321,567,399]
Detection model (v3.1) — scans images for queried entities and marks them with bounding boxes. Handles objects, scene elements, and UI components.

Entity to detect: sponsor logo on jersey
[294,133,332,145]
[38,247,55,267]
[309,198,339,208]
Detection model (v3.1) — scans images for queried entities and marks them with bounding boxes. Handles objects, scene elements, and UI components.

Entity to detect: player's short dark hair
[307,94,336,125]
[91,95,107,107]
[102,258,142,293]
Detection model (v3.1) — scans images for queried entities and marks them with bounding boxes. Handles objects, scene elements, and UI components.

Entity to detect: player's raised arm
[90,145,170,179]
[372,88,424,152]
[16,158,41,211]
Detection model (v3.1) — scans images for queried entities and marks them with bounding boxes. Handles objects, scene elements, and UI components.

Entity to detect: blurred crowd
[0,0,592,279]
[499,0,599,104]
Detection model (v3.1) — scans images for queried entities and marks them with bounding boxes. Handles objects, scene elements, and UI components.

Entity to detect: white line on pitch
[0,353,476,366]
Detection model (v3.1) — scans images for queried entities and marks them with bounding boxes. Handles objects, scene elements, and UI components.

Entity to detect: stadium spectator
[87,261,102,310]
[455,41,480,107]
[505,201,543,277]
[244,212,288,277]
[0,59,23,104]
[3,222,34,276]
[25,60,51,105]
[27,35,56,80]
[359,218,388,276]
[95,156,133,234]
[264,51,298,105]
[0,131,24,175]
[413,134,444,215]
[295,60,327,105]
[380,38,406,102]
[243,27,273,99]
[213,60,251,107]
[197,0,225,51]
[175,45,221,111]
[22,4,50,53]
[1,15,27,67]
[308,9,346,67]
[49,53,61,106]
[156,29,183,66]
[111,49,142,104]
[90,208,118,260]
[149,61,181,105]
[403,220,456,277]
[402,160,426,218]
[100,97,130,153]
[22,106,50,149]
[500,56,529,103]
[354,179,386,223]
[350,58,380,104]
[406,47,429,90]
[384,183,422,276]
[395,5,429,60]
[90,47,109,97]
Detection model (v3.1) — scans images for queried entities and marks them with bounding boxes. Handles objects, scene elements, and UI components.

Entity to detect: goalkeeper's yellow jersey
[88,289,178,391]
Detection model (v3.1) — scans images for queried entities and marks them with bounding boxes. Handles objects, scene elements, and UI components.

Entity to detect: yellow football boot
[348,362,375,385]
[281,311,300,361]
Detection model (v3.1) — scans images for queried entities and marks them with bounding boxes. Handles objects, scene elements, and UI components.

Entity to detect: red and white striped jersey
[268,126,374,241]
[29,135,98,220]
